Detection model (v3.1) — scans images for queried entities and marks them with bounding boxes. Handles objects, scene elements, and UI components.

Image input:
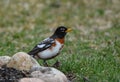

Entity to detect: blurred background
[0,0,120,82]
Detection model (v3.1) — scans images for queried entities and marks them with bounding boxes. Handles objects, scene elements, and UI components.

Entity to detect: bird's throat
[56,38,64,44]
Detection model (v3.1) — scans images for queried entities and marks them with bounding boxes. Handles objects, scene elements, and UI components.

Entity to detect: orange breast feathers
[56,38,64,44]
[49,38,64,50]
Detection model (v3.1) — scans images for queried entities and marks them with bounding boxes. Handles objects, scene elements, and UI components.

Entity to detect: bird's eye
[61,28,65,31]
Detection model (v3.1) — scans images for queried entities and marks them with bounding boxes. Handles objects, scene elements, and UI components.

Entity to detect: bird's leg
[43,60,48,67]
[52,60,61,68]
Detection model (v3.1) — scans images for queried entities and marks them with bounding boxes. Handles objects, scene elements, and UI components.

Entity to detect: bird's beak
[66,28,72,32]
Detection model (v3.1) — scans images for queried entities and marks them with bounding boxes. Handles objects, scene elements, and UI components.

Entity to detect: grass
[0,0,120,82]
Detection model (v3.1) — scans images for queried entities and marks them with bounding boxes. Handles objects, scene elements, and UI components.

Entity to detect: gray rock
[0,56,11,67]
[7,52,40,71]
[19,78,45,82]
[6,52,68,82]
[31,67,68,82]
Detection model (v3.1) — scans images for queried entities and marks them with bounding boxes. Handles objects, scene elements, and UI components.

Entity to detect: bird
[28,26,72,66]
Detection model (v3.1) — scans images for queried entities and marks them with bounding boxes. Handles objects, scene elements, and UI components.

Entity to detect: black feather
[28,37,55,56]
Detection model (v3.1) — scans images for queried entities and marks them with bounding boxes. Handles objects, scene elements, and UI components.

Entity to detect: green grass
[0,0,120,82]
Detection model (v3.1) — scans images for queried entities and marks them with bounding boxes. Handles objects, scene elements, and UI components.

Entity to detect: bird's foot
[43,60,49,67]
[52,60,61,68]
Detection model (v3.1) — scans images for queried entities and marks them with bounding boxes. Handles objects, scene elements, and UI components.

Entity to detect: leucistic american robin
[28,26,72,66]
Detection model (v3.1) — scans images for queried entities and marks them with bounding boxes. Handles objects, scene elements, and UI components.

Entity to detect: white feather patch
[38,40,63,59]
[37,44,45,48]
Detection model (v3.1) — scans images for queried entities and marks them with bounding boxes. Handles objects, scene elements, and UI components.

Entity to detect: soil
[66,72,76,82]
[0,65,30,82]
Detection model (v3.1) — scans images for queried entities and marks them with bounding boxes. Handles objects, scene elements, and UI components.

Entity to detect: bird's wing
[28,37,55,56]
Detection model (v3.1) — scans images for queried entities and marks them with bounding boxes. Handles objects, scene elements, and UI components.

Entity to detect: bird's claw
[52,60,61,68]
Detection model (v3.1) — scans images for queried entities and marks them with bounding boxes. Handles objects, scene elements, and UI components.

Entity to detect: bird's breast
[38,40,63,59]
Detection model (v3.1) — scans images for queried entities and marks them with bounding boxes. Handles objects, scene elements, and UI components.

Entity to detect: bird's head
[53,26,72,38]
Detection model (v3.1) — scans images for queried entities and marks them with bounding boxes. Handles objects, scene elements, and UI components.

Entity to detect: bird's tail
[28,52,35,57]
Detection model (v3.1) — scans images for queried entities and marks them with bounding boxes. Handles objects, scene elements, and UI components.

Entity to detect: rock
[31,67,68,82]
[7,52,40,71]
[0,56,11,67]
[19,78,45,82]
[6,52,68,82]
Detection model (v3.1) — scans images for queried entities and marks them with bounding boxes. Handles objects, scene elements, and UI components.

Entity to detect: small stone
[7,52,40,71]
[0,56,11,67]
[31,67,68,82]
[19,78,44,82]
